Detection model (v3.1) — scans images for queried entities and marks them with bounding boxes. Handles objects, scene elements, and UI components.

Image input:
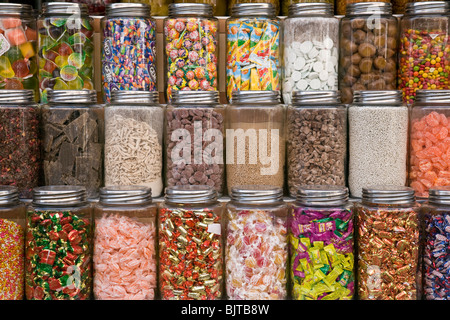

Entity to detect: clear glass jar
[25,186,93,300]
[226,3,281,102]
[339,2,398,104]
[159,185,223,300]
[174,0,227,15]
[37,2,95,103]
[287,91,347,197]
[121,0,173,16]
[0,90,41,199]
[105,91,164,197]
[225,186,288,300]
[0,186,26,300]
[355,186,420,300]
[281,0,334,16]
[41,90,104,199]
[93,186,157,300]
[420,186,450,300]
[289,185,354,300]
[348,91,408,198]
[101,3,157,103]
[282,3,339,105]
[398,1,450,105]
[164,3,218,102]
[0,3,39,102]
[336,0,391,16]
[228,0,280,15]
[226,91,285,195]
[165,90,225,196]
[409,90,450,199]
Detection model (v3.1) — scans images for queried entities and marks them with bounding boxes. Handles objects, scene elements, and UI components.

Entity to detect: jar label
[298,221,336,234]
[0,33,11,57]
[207,223,221,235]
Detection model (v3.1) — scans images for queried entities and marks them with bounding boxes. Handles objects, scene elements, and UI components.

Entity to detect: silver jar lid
[0,186,20,207]
[292,91,341,105]
[230,185,283,204]
[415,90,450,104]
[32,185,87,207]
[361,186,416,205]
[47,90,97,104]
[353,90,403,105]
[168,3,213,16]
[171,90,219,105]
[42,2,89,16]
[288,2,334,16]
[231,90,281,104]
[106,2,151,17]
[231,3,276,17]
[346,1,392,15]
[0,3,33,16]
[428,186,450,206]
[0,90,35,104]
[296,185,349,207]
[405,1,449,15]
[99,186,152,206]
[164,185,217,204]
[110,90,159,105]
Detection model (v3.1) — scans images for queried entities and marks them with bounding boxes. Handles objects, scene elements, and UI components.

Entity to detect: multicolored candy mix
[225,209,288,300]
[164,17,218,101]
[25,209,92,300]
[159,207,223,300]
[289,207,354,300]
[102,17,157,102]
[38,15,94,103]
[226,17,281,101]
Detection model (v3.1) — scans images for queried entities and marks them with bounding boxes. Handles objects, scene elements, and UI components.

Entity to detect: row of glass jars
[2,1,450,105]
[1,183,448,300]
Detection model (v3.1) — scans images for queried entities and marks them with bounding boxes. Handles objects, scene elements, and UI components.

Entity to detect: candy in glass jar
[226,3,281,102]
[0,186,25,300]
[289,185,354,300]
[101,3,157,103]
[158,185,223,300]
[25,186,93,300]
[0,3,39,101]
[37,2,95,103]
[398,1,450,105]
[164,3,218,102]
[355,186,420,300]
[225,186,288,300]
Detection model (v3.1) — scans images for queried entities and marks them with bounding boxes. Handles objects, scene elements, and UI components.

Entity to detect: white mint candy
[300,41,313,54]
[296,79,308,90]
[323,37,334,50]
[319,69,329,81]
[327,76,336,87]
[313,61,323,73]
[292,70,302,82]
[310,78,321,89]
[308,47,319,59]
[294,57,306,70]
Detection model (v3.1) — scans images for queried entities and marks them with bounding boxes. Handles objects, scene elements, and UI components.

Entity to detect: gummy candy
[12,59,29,78]
[60,65,78,81]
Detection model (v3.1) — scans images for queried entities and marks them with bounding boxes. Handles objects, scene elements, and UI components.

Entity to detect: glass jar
[398,1,450,105]
[41,90,104,199]
[164,3,218,102]
[105,91,164,197]
[0,186,26,300]
[101,3,157,103]
[339,2,398,104]
[226,3,281,102]
[0,90,41,199]
[409,90,450,199]
[37,2,95,104]
[355,186,420,300]
[93,186,157,300]
[420,186,450,300]
[159,185,223,300]
[25,186,93,300]
[174,0,227,15]
[348,91,408,198]
[0,3,39,102]
[287,91,347,197]
[289,185,354,300]
[281,0,334,16]
[226,91,285,195]
[282,3,339,105]
[225,186,288,300]
[165,90,225,196]
[336,0,391,15]
[228,0,280,15]
[121,0,173,16]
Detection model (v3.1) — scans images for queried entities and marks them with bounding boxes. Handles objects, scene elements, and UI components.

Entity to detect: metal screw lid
[0,90,36,104]
[288,2,334,16]
[415,90,450,104]
[99,186,152,206]
[231,90,281,104]
[164,185,217,205]
[230,185,283,205]
[428,186,450,206]
[110,90,159,105]
[47,90,97,104]
[0,3,33,16]
[168,3,213,16]
[353,90,403,105]
[405,1,449,15]
[361,186,416,205]
[106,2,151,17]
[296,185,349,207]
[346,1,392,15]
[171,90,219,105]
[0,186,20,207]
[41,2,89,16]
[292,91,341,105]
[32,185,87,207]
[231,3,276,17]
